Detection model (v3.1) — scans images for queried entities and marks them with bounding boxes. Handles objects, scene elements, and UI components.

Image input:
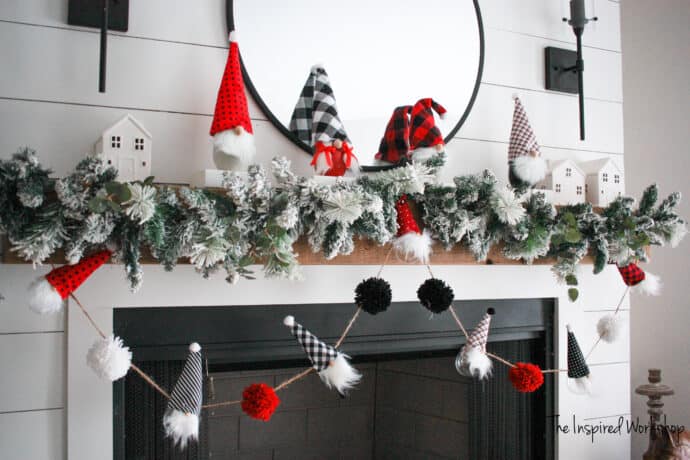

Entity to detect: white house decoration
[94,114,152,182]
[536,159,586,206]
[579,158,624,207]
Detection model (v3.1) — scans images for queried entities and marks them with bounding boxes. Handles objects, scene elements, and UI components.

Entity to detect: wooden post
[635,369,674,460]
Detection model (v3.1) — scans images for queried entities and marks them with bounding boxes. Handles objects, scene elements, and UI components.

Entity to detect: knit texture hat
[375,105,413,164]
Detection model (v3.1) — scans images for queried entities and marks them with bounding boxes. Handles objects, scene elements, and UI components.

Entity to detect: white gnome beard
[568,376,592,395]
[28,277,64,314]
[394,230,432,264]
[410,146,442,163]
[635,272,661,296]
[213,127,256,170]
[318,353,361,396]
[163,409,199,449]
[460,346,493,380]
[511,155,547,186]
[86,335,132,381]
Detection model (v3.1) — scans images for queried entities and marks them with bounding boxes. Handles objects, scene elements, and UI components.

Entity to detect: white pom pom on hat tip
[311,63,326,73]
[228,30,238,42]
[283,315,295,327]
[189,342,201,353]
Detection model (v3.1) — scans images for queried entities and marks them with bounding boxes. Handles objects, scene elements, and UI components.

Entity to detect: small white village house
[579,158,625,207]
[536,159,586,205]
[94,114,152,182]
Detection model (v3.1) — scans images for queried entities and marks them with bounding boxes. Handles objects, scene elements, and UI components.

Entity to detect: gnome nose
[233,126,243,135]
[333,139,343,149]
[529,149,540,158]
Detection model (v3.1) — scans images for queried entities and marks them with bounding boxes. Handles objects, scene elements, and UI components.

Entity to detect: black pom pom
[487,307,495,315]
[355,277,392,315]
[417,278,454,314]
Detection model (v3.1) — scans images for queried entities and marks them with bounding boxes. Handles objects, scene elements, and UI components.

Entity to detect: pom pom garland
[354,277,392,315]
[86,335,132,381]
[417,278,454,313]
[508,362,544,393]
[241,383,280,421]
[596,314,622,343]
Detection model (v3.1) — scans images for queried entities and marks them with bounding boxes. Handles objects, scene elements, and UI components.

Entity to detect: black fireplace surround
[113,298,555,460]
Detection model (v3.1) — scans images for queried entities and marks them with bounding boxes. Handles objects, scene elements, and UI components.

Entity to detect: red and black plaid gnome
[374,105,413,165]
[28,250,112,314]
[617,263,661,295]
[409,98,447,162]
[210,31,255,171]
[508,96,546,188]
[393,195,432,264]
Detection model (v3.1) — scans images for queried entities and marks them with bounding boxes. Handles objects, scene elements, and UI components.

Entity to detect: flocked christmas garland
[0,148,687,300]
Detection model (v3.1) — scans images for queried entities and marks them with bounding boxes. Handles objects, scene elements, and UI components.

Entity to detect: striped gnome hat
[289,65,358,176]
[617,263,661,296]
[283,315,360,396]
[456,308,494,380]
[374,105,413,165]
[566,325,591,394]
[393,195,432,264]
[408,98,447,162]
[210,31,255,171]
[508,96,546,188]
[163,343,203,449]
[28,250,112,314]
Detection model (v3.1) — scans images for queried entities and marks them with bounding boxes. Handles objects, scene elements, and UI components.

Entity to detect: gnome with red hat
[408,98,447,162]
[210,31,256,171]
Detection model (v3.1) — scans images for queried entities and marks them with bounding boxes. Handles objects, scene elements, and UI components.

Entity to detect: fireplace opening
[114,299,554,460]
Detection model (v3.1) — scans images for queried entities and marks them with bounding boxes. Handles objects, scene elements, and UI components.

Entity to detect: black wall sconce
[68,0,129,93]
[545,0,597,140]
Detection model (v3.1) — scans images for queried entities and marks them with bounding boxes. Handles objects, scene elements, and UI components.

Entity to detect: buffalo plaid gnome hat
[289,65,358,176]
[393,194,432,264]
[456,308,494,379]
[210,31,255,170]
[617,263,661,295]
[283,315,360,396]
[374,105,413,165]
[408,98,447,162]
[508,96,547,188]
[163,343,203,449]
[28,250,112,314]
[566,325,592,394]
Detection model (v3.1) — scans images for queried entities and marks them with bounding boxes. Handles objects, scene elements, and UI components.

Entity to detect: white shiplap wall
[0,1,628,459]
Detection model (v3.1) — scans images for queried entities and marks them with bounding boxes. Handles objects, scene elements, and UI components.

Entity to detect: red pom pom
[508,362,544,393]
[241,383,280,421]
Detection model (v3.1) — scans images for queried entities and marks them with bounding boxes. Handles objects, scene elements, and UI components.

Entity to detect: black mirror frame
[227,0,485,167]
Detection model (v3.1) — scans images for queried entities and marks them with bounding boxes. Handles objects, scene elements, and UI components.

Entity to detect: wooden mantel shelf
[1,236,592,266]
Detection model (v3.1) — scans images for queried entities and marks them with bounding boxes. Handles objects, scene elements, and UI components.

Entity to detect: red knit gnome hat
[375,105,413,165]
[210,32,253,137]
[409,98,446,151]
[393,195,431,263]
[29,250,112,314]
[617,262,661,295]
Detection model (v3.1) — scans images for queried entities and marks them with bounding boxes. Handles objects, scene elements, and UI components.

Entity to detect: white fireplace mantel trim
[68,264,631,460]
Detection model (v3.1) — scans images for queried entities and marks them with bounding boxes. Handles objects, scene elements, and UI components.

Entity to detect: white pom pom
[283,315,295,327]
[597,314,622,343]
[163,409,199,449]
[86,335,132,381]
[459,346,493,380]
[213,128,255,171]
[511,155,547,186]
[28,277,64,314]
[637,271,661,296]
[189,342,201,353]
[228,30,237,42]
[393,230,432,264]
[318,353,361,395]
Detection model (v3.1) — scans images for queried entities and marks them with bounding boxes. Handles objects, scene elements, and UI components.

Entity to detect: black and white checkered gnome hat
[284,315,337,371]
[163,343,203,448]
[457,308,494,380]
[289,65,351,147]
[566,325,589,379]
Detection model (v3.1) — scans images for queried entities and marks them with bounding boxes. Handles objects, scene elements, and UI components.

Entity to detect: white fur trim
[393,229,432,264]
[28,277,64,314]
[636,271,661,296]
[163,409,199,449]
[189,342,201,353]
[596,314,622,343]
[568,376,592,395]
[229,31,237,42]
[213,127,256,171]
[511,155,547,185]
[283,315,295,327]
[86,335,132,381]
[463,346,493,380]
[409,146,439,163]
[318,353,361,395]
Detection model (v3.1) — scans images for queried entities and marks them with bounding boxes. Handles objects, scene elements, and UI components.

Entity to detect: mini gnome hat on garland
[408,98,447,162]
[508,96,547,188]
[289,65,358,176]
[210,31,255,171]
[566,325,591,394]
[457,308,494,380]
[28,249,112,314]
[617,262,661,296]
[374,105,413,165]
[163,343,203,449]
[283,315,361,396]
[394,194,432,264]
